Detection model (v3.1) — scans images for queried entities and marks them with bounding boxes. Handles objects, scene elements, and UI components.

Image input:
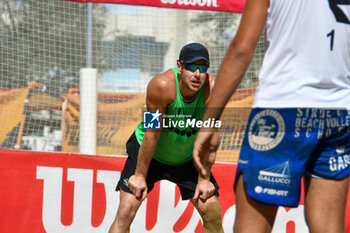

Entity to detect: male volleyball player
[109,43,224,233]
[193,0,350,232]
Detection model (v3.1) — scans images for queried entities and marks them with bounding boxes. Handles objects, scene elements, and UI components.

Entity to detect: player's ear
[177,60,182,73]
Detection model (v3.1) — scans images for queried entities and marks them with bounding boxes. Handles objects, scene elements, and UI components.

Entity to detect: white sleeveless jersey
[253,0,350,108]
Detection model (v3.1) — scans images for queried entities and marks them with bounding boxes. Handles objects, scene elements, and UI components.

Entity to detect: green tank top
[135,68,206,165]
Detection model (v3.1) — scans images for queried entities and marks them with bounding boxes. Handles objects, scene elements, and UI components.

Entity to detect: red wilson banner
[0,149,349,233]
[65,0,246,13]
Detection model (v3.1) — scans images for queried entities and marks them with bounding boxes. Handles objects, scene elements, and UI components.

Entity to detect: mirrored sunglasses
[182,63,209,73]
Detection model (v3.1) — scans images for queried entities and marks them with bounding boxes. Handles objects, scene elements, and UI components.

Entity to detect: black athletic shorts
[116,132,219,200]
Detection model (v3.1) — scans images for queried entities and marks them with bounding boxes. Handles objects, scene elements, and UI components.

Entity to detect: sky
[105,3,142,15]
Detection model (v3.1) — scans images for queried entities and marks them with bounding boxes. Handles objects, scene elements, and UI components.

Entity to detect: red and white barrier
[0,149,349,233]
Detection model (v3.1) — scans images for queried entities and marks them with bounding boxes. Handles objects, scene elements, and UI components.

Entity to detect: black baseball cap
[178,43,210,64]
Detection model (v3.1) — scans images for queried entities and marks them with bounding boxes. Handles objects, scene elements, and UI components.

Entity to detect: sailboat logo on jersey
[258,160,291,185]
[248,109,285,151]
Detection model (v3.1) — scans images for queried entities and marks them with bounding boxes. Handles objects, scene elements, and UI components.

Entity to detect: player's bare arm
[128,70,175,200]
[193,0,269,179]
[192,73,218,201]
[207,0,268,116]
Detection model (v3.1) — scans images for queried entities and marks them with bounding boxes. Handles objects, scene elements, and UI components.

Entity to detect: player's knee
[305,212,345,233]
[201,202,223,231]
[116,201,138,223]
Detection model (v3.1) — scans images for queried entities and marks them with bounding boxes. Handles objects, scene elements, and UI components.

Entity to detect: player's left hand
[193,178,215,202]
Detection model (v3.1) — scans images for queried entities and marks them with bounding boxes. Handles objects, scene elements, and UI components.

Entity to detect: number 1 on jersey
[327,29,335,51]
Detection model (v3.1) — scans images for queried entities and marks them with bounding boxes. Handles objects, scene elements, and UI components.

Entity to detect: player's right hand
[128,174,148,201]
[193,179,215,201]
